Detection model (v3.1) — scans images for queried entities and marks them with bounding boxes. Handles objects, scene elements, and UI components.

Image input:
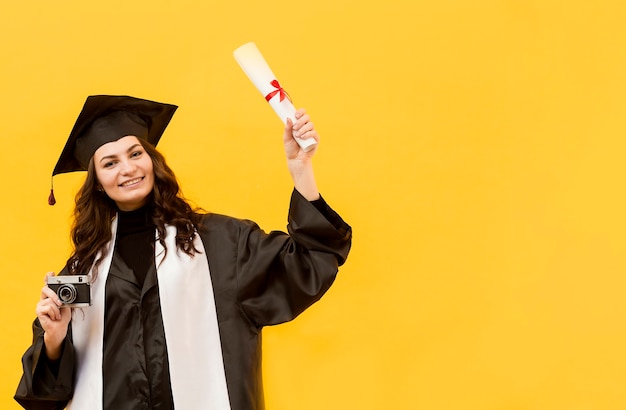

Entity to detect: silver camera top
[47,275,89,285]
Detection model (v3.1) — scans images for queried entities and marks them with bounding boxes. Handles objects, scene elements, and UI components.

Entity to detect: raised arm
[283,108,321,201]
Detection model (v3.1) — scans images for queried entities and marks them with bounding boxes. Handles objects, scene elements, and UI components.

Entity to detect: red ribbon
[264,79,291,103]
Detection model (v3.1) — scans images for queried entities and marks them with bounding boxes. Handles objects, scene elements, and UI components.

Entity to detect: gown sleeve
[236,189,352,327]
[14,318,75,410]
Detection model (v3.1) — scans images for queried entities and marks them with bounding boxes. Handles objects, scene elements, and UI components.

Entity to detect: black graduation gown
[15,190,352,410]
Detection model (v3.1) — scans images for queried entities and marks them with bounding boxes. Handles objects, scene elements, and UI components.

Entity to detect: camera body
[47,275,91,308]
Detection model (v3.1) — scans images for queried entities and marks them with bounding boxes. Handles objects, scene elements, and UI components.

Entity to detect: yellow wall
[2,1,626,409]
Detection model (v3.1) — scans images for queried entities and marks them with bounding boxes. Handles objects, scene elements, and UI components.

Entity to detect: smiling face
[93,136,155,211]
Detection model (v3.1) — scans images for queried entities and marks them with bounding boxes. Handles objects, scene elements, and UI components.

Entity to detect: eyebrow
[98,143,142,164]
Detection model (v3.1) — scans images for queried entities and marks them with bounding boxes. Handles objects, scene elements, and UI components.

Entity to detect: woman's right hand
[36,272,71,360]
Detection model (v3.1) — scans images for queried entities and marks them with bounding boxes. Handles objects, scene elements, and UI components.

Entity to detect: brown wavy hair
[66,138,203,276]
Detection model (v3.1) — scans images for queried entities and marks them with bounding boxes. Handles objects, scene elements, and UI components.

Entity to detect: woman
[15,95,352,410]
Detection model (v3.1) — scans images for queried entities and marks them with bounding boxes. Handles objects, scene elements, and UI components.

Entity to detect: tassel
[48,176,56,205]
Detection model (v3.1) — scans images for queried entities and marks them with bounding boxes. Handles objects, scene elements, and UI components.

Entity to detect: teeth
[121,178,142,187]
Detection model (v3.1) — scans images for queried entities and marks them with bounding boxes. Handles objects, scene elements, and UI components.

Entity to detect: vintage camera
[47,275,91,308]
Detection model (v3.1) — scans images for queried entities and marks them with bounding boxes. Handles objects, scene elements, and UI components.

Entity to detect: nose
[119,159,136,175]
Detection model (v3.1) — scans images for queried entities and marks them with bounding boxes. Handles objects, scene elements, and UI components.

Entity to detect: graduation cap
[49,95,178,205]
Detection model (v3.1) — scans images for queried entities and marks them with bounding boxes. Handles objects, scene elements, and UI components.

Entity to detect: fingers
[39,271,62,320]
[292,110,310,132]
[37,295,62,321]
[41,273,59,303]
[41,285,60,303]
[291,109,319,143]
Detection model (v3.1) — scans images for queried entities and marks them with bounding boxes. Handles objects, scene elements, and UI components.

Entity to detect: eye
[131,150,143,158]
[103,161,116,168]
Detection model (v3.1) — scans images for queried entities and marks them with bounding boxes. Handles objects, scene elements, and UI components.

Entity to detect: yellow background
[1,1,625,409]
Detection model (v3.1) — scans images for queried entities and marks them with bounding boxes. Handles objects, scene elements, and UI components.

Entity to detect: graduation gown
[15,190,352,410]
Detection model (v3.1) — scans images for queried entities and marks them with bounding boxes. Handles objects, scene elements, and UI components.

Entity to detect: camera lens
[58,284,77,304]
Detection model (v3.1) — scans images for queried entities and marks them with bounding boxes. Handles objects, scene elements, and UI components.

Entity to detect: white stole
[68,217,231,409]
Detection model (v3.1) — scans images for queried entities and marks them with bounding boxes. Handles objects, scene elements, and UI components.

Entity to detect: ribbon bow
[264,79,291,103]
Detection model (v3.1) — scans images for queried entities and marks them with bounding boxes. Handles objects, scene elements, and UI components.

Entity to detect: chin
[116,194,151,211]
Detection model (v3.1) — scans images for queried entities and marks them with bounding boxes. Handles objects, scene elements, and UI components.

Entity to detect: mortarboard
[49,95,178,204]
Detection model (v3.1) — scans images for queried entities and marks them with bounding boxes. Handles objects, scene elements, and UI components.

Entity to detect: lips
[119,177,143,187]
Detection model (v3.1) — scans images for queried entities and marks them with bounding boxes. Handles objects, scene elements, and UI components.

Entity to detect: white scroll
[233,42,317,152]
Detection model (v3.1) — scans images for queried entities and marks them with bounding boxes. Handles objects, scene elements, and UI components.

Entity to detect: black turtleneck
[115,205,156,286]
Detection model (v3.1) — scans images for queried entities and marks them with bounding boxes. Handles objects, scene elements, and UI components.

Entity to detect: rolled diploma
[233,42,317,152]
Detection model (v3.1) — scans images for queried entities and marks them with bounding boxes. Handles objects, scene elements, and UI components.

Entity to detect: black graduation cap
[49,95,178,205]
